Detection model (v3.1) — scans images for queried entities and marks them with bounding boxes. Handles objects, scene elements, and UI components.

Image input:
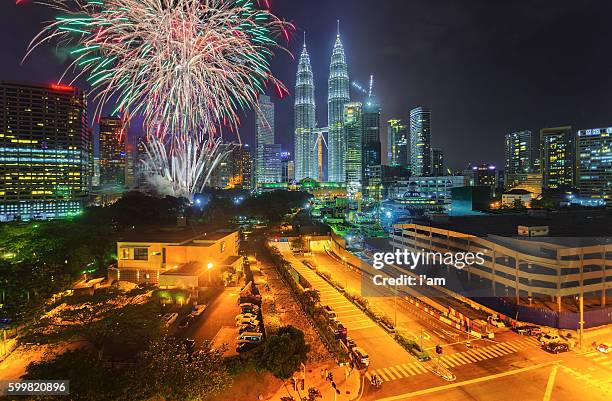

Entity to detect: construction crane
[351,74,374,99]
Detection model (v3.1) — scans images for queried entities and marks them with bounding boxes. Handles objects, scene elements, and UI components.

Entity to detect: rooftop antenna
[303,31,306,47]
[337,19,340,37]
[368,74,374,99]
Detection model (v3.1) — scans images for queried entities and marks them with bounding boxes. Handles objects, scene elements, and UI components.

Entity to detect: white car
[597,343,611,353]
[192,304,207,316]
[162,313,178,327]
[236,313,257,321]
[236,317,259,327]
[540,333,562,345]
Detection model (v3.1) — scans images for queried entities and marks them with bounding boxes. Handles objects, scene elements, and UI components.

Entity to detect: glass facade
[409,107,432,176]
[327,33,350,182]
[99,116,126,188]
[294,42,317,181]
[540,126,575,190]
[343,102,363,194]
[256,95,275,184]
[0,81,89,221]
[577,127,612,203]
[388,119,408,167]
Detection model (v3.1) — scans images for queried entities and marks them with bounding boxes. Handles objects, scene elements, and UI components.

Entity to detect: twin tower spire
[294,21,350,182]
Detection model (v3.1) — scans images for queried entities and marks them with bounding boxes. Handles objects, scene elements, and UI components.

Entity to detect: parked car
[352,347,370,368]
[240,303,259,314]
[237,320,260,329]
[178,315,195,329]
[235,313,258,321]
[540,333,562,345]
[238,324,260,334]
[324,306,337,321]
[162,313,178,327]
[192,304,207,316]
[543,342,569,354]
[487,316,505,328]
[597,343,611,353]
[236,341,261,353]
[512,325,540,336]
[237,332,263,343]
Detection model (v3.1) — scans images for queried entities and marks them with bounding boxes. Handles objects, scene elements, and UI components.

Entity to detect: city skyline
[4,1,612,169]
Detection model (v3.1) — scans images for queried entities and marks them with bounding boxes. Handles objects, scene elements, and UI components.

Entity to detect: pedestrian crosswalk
[583,350,612,367]
[366,338,541,383]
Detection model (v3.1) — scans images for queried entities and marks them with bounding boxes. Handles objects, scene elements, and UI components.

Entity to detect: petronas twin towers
[294,24,350,182]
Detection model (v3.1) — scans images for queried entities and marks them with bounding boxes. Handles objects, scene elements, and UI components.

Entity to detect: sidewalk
[267,361,362,401]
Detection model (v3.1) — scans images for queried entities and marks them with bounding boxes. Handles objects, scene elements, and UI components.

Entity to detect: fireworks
[25,0,292,196]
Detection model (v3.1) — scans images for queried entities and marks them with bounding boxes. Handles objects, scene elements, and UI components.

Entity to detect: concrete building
[505,130,533,187]
[388,119,409,167]
[344,102,363,195]
[540,126,576,190]
[112,227,241,287]
[577,127,611,204]
[0,82,90,221]
[502,188,534,208]
[99,116,126,188]
[391,211,612,315]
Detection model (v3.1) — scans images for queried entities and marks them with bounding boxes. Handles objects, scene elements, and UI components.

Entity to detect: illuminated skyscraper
[577,127,611,203]
[99,117,126,187]
[410,107,432,176]
[327,23,350,182]
[504,130,533,187]
[294,37,317,181]
[256,95,275,184]
[0,82,90,221]
[388,119,408,167]
[344,102,363,194]
[431,148,444,176]
[362,94,381,186]
[540,126,575,190]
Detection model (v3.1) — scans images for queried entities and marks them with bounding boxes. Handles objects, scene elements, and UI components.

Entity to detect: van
[352,347,369,367]
[237,332,263,343]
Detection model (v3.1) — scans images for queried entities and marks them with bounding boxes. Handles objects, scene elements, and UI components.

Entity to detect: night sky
[2,0,612,169]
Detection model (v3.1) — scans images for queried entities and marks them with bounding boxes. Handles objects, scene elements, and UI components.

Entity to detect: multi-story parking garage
[390,212,612,314]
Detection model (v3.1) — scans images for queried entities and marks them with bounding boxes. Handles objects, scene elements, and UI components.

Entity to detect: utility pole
[579,294,584,351]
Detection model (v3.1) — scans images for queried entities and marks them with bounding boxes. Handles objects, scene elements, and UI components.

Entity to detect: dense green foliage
[257,325,309,379]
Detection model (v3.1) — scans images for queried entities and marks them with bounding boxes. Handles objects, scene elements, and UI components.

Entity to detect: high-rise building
[294,39,317,182]
[99,117,126,188]
[577,127,611,203]
[410,107,432,176]
[0,82,90,221]
[505,130,533,187]
[256,95,275,185]
[540,126,575,190]
[344,102,363,194]
[281,151,291,183]
[92,157,100,187]
[388,119,408,167]
[327,26,350,182]
[261,143,282,184]
[362,96,381,187]
[431,148,444,176]
[472,164,497,190]
[241,143,253,191]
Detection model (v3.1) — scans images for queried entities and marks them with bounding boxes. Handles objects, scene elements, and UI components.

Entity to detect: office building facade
[577,127,611,203]
[540,126,576,190]
[0,82,90,221]
[344,102,363,194]
[388,119,409,167]
[431,148,444,176]
[256,95,275,185]
[410,107,432,176]
[99,116,126,188]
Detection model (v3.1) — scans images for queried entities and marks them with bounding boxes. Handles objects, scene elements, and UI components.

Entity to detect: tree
[22,349,123,401]
[258,325,309,379]
[512,198,526,209]
[301,289,320,314]
[128,336,231,401]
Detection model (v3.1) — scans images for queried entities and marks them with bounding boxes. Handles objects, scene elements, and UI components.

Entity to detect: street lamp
[207,262,214,285]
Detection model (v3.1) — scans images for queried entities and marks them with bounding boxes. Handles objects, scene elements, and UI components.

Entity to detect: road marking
[377,369,391,381]
[350,324,377,331]
[542,365,558,401]
[388,366,403,379]
[394,364,410,376]
[375,361,557,401]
